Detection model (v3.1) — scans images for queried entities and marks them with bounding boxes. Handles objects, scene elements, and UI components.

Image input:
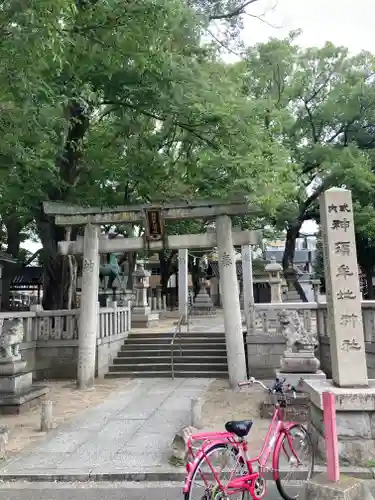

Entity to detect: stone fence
[0,304,131,380]
[247,301,375,378]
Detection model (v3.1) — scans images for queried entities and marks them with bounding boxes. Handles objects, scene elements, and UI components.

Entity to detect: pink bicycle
[183,377,314,500]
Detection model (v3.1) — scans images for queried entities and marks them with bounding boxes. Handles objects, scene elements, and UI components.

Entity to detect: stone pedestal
[302,473,374,500]
[280,350,321,374]
[131,264,159,328]
[301,378,375,466]
[0,318,49,413]
[0,360,49,415]
[191,281,216,316]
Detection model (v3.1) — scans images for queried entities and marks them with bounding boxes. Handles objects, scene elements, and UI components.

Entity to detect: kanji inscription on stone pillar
[320,188,368,387]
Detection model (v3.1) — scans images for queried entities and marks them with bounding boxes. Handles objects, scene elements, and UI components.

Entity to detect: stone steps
[106,330,229,378]
[106,370,229,378]
[117,349,227,357]
[122,338,226,346]
[109,361,228,372]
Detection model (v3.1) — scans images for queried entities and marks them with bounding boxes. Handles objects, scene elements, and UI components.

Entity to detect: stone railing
[0,304,131,342]
[253,302,321,336]
[252,301,375,342]
[0,304,131,379]
[247,301,375,379]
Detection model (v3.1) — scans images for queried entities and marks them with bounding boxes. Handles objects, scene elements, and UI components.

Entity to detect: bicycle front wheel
[184,442,248,500]
[274,424,314,500]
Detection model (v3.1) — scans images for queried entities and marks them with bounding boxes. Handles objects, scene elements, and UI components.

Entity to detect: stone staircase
[105,331,228,378]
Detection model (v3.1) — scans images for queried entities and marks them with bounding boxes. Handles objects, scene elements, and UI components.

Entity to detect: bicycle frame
[183,403,298,498]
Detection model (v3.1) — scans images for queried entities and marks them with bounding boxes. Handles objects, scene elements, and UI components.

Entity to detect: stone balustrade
[247,301,375,378]
[0,304,131,379]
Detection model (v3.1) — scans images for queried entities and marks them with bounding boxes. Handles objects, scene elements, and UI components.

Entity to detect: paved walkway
[0,378,211,478]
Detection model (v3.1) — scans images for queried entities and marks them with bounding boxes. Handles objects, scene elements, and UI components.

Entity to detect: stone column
[77,223,100,390]
[216,215,247,387]
[178,249,188,323]
[241,244,255,335]
[320,187,368,387]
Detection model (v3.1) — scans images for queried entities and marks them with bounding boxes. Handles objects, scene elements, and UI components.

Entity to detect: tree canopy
[2,2,375,307]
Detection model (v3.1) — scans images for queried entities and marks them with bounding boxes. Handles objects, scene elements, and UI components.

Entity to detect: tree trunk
[365,265,375,299]
[126,252,137,289]
[1,219,23,310]
[191,260,200,298]
[158,250,177,294]
[36,209,73,310]
[282,223,308,302]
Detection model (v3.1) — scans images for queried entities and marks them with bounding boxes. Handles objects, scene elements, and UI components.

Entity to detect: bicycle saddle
[225,420,253,437]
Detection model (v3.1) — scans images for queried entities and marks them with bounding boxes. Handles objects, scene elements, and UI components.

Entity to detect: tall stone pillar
[178,249,188,323]
[241,244,255,335]
[301,188,375,466]
[320,188,367,387]
[77,223,100,390]
[216,215,247,387]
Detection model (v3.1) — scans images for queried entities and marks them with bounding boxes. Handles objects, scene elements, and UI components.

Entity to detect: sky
[22,0,372,252]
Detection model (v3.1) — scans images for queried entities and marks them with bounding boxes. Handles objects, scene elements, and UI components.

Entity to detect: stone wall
[319,337,375,379]
[19,333,128,380]
[309,396,375,466]
[246,335,285,378]
[96,333,127,378]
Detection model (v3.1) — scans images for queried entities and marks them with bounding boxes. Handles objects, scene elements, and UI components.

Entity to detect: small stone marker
[40,400,54,432]
[171,426,197,463]
[320,188,368,387]
[190,397,203,429]
[0,426,8,459]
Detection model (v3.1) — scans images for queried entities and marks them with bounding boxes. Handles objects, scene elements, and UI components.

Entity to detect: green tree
[239,35,375,300]
[0,0,286,309]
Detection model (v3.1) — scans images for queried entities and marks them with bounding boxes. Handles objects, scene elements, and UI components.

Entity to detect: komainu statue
[278,310,318,353]
[0,318,24,360]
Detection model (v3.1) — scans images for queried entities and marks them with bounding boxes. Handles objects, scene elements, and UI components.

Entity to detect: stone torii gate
[43,200,261,390]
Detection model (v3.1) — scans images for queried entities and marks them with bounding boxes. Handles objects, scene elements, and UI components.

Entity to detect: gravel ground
[201,379,272,454]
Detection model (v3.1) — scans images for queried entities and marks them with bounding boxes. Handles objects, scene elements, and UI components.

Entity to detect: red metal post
[322,391,340,482]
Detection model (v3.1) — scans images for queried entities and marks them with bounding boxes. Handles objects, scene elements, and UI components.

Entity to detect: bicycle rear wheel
[274,424,314,500]
[184,442,248,500]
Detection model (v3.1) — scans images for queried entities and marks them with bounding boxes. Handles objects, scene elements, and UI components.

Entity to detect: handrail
[171,304,192,379]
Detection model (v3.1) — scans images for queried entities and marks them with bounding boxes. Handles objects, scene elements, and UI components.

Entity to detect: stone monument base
[131,306,159,328]
[300,378,375,466]
[0,370,49,415]
[302,473,374,500]
[280,350,320,374]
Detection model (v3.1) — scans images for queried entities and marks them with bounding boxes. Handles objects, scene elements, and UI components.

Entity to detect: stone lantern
[265,256,283,303]
[131,263,159,328]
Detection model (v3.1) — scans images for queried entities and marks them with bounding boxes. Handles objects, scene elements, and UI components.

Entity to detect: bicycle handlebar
[238,376,297,398]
